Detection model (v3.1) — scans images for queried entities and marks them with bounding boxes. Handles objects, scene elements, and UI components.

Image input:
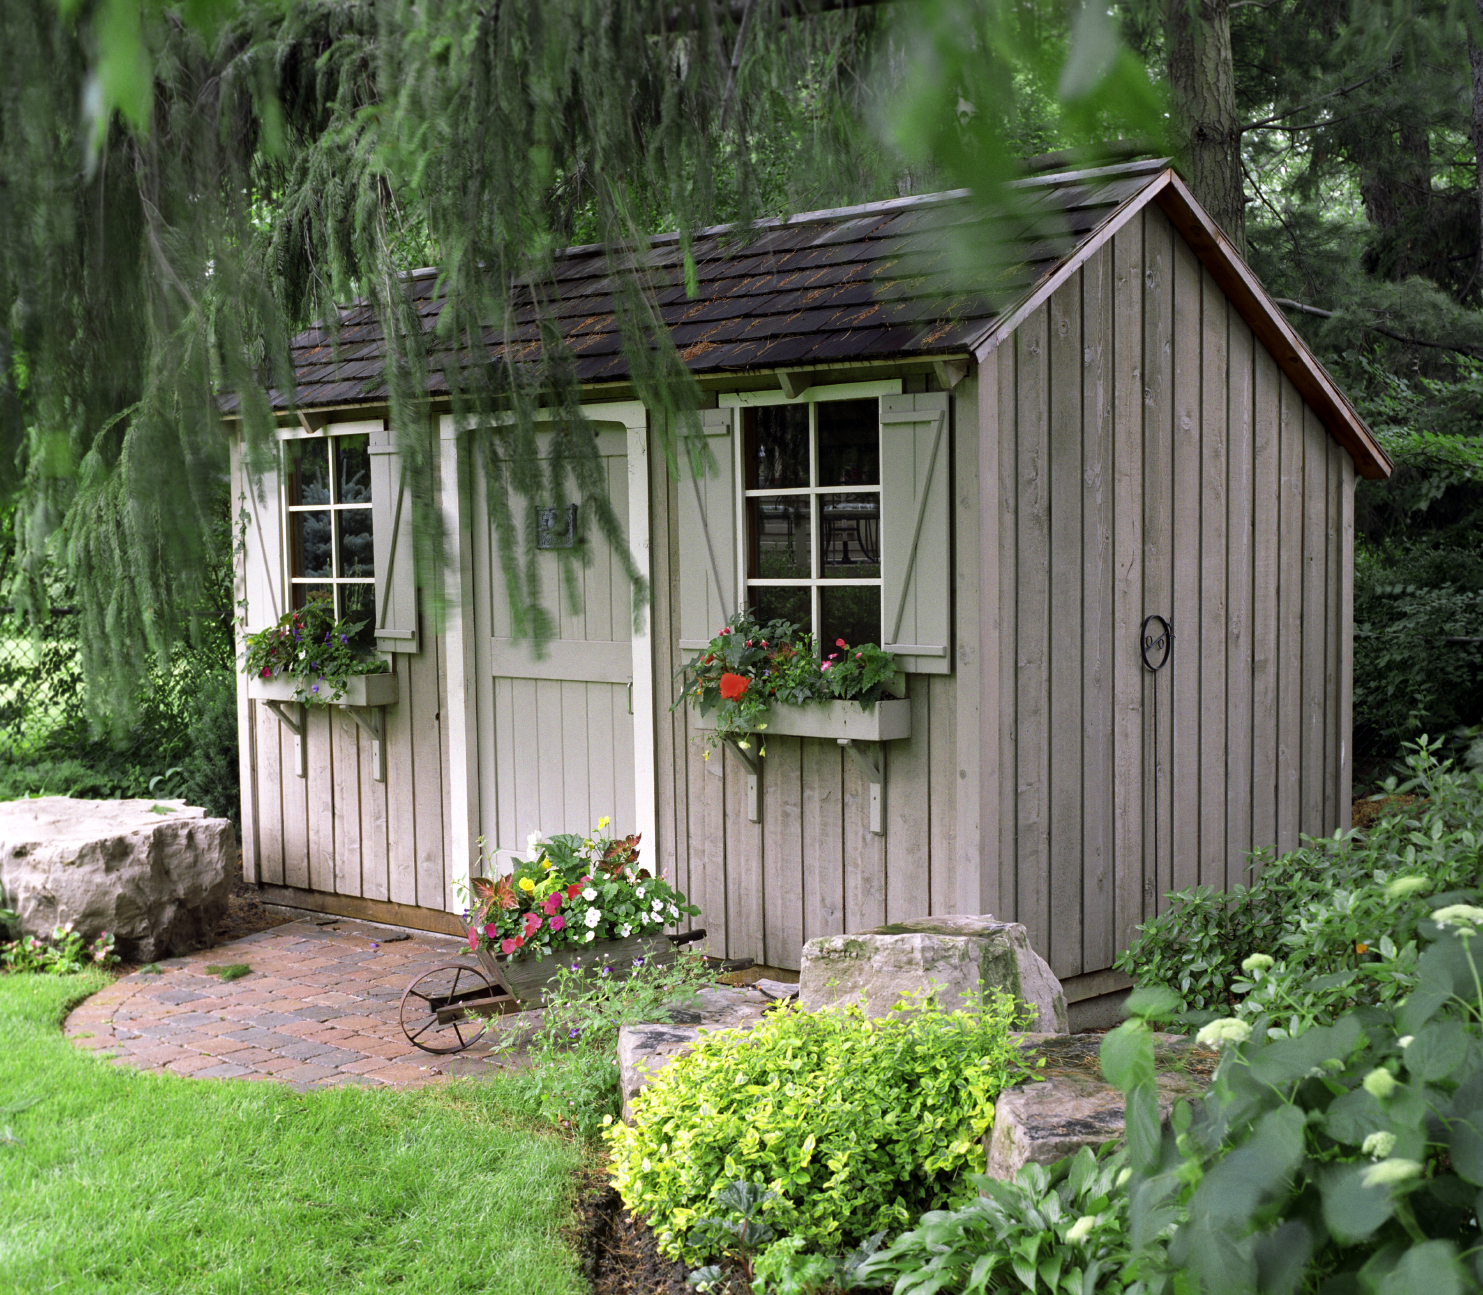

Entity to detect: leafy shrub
[1,921,118,974]
[605,992,1025,1264]
[1101,911,1483,1294]
[177,669,242,829]
[1115,739,1483,1027]
[852,1147,1141,1294]
[506,950,715,1139]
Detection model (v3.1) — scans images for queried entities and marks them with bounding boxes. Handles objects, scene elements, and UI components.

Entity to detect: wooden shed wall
[989,202,1355,983]
[234,439,458,925]
[651,385,982,971]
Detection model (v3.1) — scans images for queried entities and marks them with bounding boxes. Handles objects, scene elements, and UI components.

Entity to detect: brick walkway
[63,917,515,1091]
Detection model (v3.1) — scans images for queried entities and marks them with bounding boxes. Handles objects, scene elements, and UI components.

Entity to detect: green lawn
[0,971,588,1294]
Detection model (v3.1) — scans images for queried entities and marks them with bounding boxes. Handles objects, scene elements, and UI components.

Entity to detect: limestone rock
[984,1033,1213,1179]
[797,915,1069,1033]
[0,798,234,961]
[617,986,770,1121]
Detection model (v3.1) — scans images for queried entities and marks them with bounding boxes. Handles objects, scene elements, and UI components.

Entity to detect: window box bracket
[839,739,885,834]
[248,673,398,782]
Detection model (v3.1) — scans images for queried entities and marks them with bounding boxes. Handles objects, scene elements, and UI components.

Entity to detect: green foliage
[1101,914,1483,1294]
[676,609,900,748]
[176,668,242,830]
[853,1147,1142,1294]
[605,992,1026,1264]
[1116,740,1483,1027]
[1,922,118,974]
[510,949,715,1140]
[204,964,251,982]
[239,599,388,704]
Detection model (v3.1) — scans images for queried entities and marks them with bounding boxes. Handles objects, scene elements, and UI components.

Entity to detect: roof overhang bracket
[297,410,329,435]
[777,370,812,400]
[932,359,970,390]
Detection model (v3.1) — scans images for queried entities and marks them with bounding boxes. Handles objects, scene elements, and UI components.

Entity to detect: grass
[0,970,589,1294]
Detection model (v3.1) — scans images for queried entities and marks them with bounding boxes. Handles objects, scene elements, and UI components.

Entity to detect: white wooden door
[473,416,651,869]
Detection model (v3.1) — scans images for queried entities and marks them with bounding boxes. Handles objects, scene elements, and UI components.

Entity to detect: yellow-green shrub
[604,992,1025,1264]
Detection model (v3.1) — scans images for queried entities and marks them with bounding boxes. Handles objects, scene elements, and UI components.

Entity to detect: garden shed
[230,157,1391,1012]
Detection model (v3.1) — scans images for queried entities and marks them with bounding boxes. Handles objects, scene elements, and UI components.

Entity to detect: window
[743,398,883,648]
[284,432,376,646]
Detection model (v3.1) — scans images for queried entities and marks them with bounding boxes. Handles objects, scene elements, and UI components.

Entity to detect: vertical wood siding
[992,205,1354,980]
[234,429,454,917]
[653,401,965,969]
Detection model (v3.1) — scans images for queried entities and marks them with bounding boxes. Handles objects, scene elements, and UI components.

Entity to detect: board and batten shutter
[367,422,421,654]
[677,408,739,650]
[242,458,283,634]
[880,392,952,674]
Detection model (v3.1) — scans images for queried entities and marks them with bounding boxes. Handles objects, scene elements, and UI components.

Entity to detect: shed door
[478,425,637,865]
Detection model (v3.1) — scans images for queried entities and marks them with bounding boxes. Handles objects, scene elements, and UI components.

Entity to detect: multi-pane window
[285,433,376,646]
[743,398,882,649]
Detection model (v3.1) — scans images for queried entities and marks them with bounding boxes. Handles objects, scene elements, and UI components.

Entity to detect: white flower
[583,887,598,902]
[1398,1036,1415,1049]
[1362,1131,1397,1161]
[584,908,602,929]
[1241,953,1275,973]
[636,886,646,900]
[1386,876,1430,899]
[620,924,632,938]
[1432,904,1483,931]
[1362,1068,1398,1100]
[1065,1216,1096,1245]
[1362,1158,1423,1188]
[526,828,545,861]
[1196,1018,1252,1048]
[584,931,595,943]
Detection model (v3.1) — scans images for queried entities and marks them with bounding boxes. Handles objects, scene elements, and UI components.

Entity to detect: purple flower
[340,634,348,643]
[568,1027,581,1040]
[633,957,645,968]
[311,684,320,694]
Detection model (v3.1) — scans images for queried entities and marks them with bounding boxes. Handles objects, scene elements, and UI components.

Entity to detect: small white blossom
[1362,1158,1423,1188]
[1386,876,1430,899]
[1065,1216,1096,1245]
[584,908,602,929]
[1362,1068,1398,1100]
[1196,1018,1252,1048]
[1432,904,1483,931]
[584,930,595,942]
[636,886,646,900]
[1241,953,1275,973]
[526,828,545,861]
[1362,1131,1397,1161]
[583,887,598,902]
[619,924,632,938]
[1398,1035,1415,1049]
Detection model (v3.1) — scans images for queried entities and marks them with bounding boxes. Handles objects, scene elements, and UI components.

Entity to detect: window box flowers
[240,600,391,705]
[462,821,701,1006]
[677,610,907,749]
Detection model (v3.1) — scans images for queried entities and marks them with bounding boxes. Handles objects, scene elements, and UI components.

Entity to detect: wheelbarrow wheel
[398,960,498,1054]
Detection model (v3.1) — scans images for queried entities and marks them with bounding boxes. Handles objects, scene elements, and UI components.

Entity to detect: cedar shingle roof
[272,157,1171,410]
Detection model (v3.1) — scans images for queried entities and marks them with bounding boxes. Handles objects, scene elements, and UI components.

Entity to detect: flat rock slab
[617,986,772,1121]
[798,915,1069,1033]
[985,1033,1218,1179]
[0,798,233,961]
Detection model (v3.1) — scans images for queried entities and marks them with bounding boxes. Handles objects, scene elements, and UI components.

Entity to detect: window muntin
[743,397,881,647]
[285,433,376,647]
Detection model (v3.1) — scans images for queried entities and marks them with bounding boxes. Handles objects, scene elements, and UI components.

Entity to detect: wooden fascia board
[967,169,1175,361]
[969,168,1391,481]
[1152,172,1389,479]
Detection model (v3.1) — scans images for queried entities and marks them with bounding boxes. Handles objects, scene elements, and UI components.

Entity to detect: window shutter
[676,408,738,650]
[242,462,283,634]
[880,392,952,674]
[368,424,421,653]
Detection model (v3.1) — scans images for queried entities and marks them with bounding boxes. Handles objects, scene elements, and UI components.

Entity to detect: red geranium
[719,672,750,701]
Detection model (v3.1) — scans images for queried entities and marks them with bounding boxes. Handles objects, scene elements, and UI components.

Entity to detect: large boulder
[984,1033,1213,1179]
[0,798,233,961]
[797,915,1069,1033]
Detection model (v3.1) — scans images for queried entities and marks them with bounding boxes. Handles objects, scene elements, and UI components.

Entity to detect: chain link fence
[0,607,87,765]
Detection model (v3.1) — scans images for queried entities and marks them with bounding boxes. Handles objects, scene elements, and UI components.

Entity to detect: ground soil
[214,850,294,945]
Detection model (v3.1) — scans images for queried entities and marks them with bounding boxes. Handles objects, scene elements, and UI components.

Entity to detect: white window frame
[279,426,377,630]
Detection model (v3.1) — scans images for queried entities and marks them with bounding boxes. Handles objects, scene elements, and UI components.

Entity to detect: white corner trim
[719,378,902,408]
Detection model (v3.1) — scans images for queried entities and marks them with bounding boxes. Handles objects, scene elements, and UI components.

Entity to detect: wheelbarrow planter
[397,928,711,1054]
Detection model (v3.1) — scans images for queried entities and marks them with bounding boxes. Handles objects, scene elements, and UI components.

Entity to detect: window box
[691,697,911,743]
[247,672,399,707]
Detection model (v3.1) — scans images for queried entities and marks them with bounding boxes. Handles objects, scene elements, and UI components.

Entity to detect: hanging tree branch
[1272,298,1483,359]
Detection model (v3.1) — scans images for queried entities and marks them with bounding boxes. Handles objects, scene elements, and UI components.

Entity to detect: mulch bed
[214,850,294,945]
[570,1163,749,1295]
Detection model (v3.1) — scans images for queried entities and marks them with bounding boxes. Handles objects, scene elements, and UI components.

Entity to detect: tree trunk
[1165,0,1245,256]
[1470,0,1483,292]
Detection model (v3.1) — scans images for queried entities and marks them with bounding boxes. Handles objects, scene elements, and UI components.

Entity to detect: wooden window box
[247,672,398,780]
[690,697,911,743]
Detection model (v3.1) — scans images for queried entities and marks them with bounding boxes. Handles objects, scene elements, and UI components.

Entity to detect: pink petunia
[524,912,543,936]
[541,893,562,916]
[468,929,479,951]
[836,638,848,648]
[566,882,583,900]
[484,923,498,938]
[549,914,566,933]
[501,935,523,955]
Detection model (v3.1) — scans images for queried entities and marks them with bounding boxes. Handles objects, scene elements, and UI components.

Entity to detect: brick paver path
[63,918,513,1090]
